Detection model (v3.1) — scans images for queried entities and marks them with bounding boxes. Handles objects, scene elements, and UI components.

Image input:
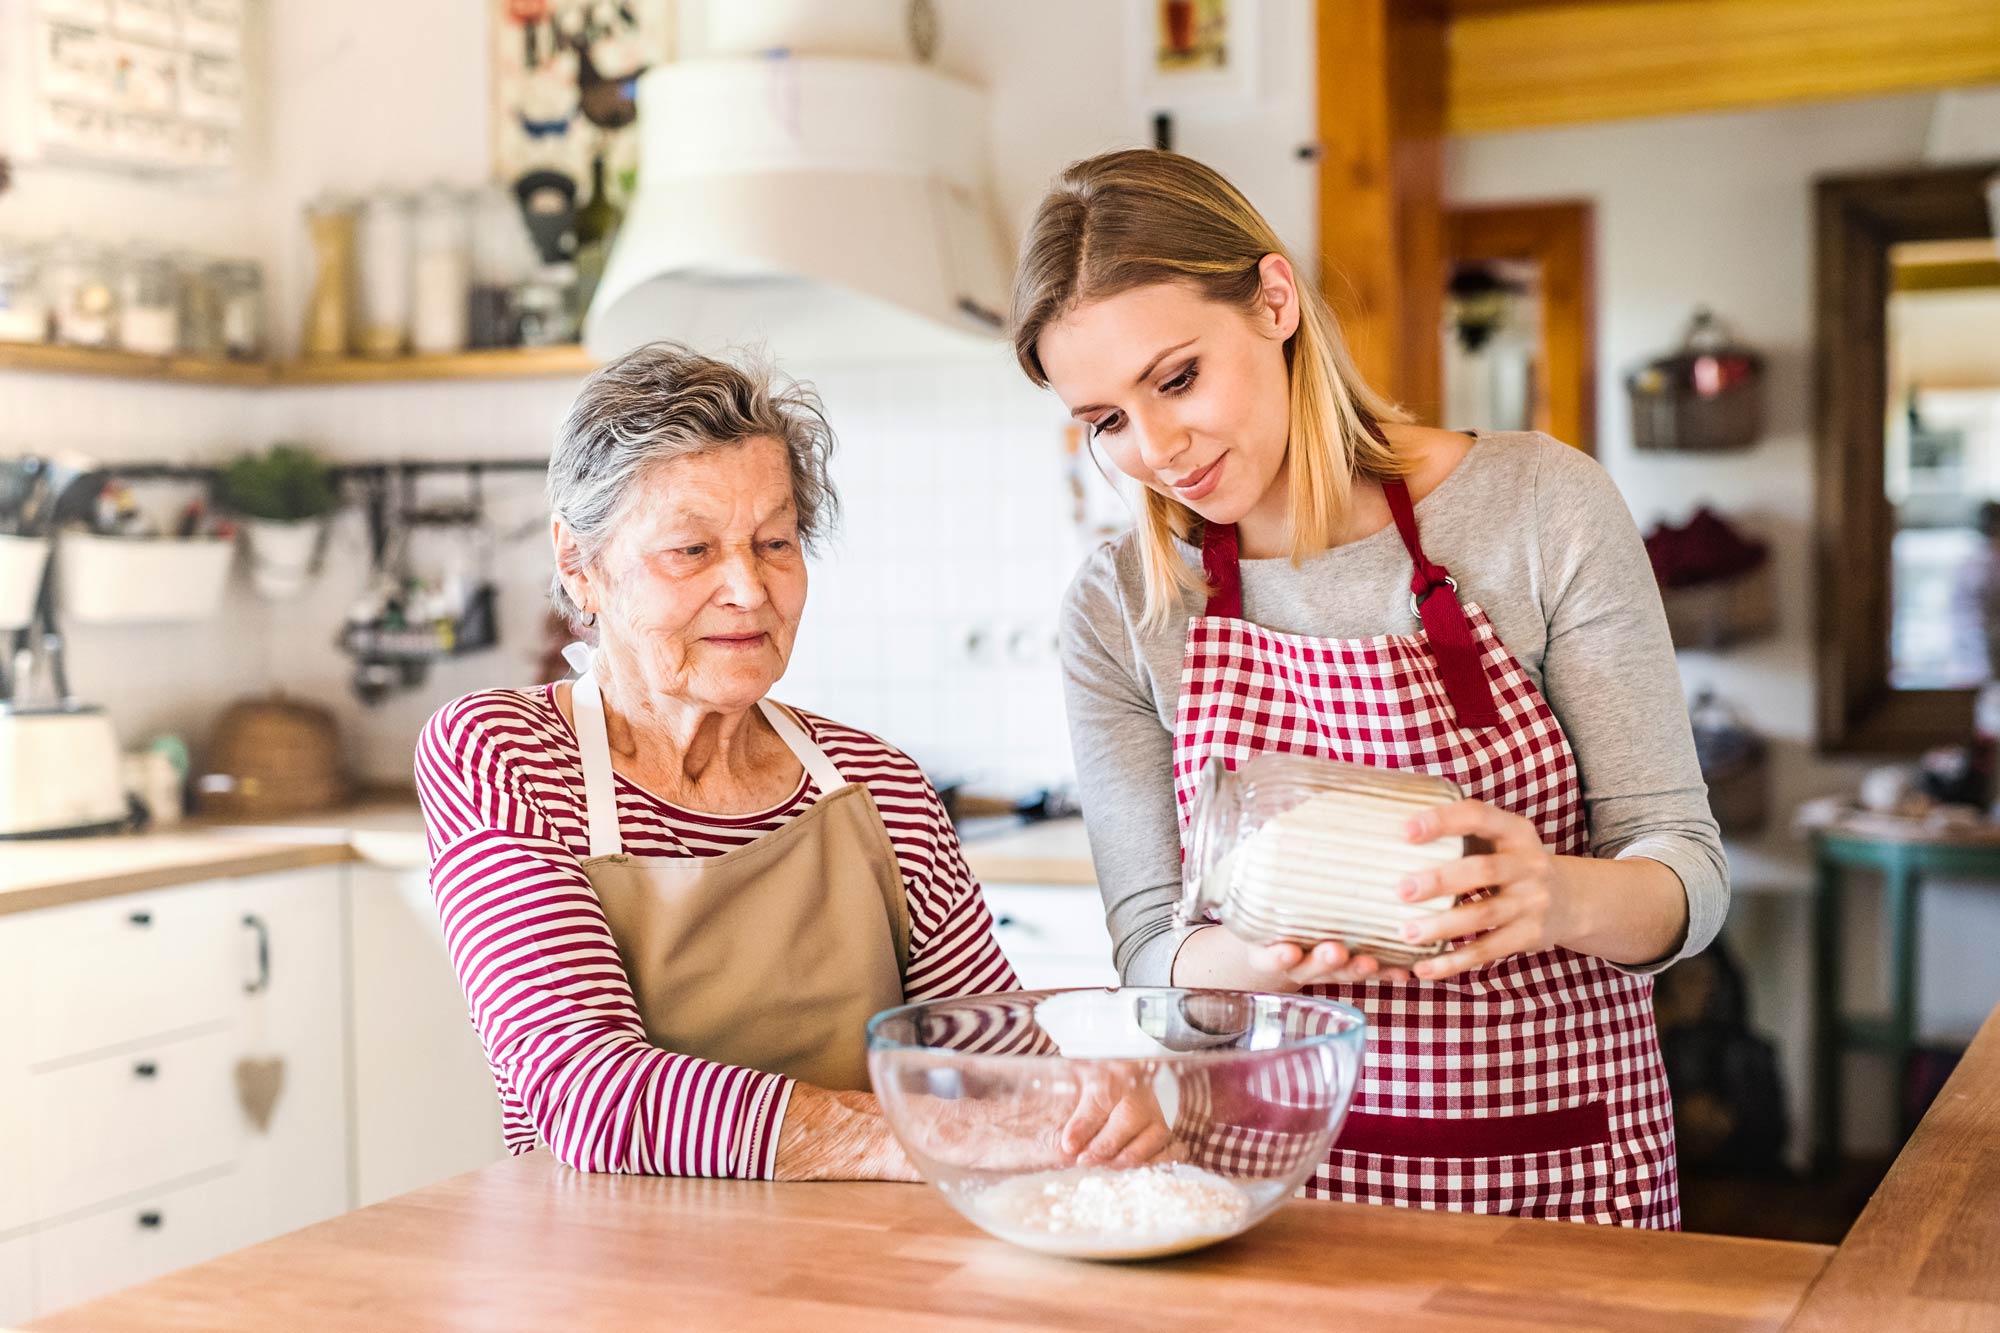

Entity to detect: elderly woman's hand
[773,1086,920,1182]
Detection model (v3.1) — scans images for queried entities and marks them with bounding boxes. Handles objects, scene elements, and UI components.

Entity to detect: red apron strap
[1383,479,1500,730]
[1201,520,1243,620]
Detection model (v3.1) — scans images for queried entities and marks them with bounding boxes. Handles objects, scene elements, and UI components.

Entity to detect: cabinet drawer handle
[137,1211,163,1229]
[128,910,153,927]
[133,1061,159,1079]
[242,912,271,994]
[994,913,1044,938]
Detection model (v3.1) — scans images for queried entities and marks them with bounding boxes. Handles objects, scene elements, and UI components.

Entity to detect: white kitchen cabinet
[225,870,351,1245]
[0,914,33,1237]
[3,868,352,1321]
[0,1232,32,1326]
[982,882,1119,990]
[32,1170,241,1315]
[28,1027,238,1222]
[17,885,237,1067]
[346,864,506,1207]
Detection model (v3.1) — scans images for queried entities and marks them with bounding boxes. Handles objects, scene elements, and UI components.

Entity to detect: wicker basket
[198,694,350,817]
[1661,565,1775,650]
[1628,309,1765,453]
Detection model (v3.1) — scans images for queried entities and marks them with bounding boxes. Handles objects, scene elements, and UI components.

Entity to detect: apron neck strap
[570,672,623,858]
[569,675,853,860]
[755,698,846,794]
[1200,520,1243,619]
[1198,477,1499,731]
[1383,478,1499,729]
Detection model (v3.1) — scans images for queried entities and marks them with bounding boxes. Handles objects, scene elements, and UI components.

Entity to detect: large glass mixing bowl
[866,987,1366,1260]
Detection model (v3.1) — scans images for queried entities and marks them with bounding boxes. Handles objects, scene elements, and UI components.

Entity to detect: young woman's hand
[1393,798,1575,982]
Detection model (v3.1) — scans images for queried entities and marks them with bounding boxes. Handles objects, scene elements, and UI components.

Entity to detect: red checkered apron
[1171,477,1680,1227]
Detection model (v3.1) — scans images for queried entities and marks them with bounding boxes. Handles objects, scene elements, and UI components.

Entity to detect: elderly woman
[415,342,1022,1181]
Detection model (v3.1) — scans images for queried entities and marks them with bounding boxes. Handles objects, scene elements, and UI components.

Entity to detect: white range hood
[585,56,1012,365]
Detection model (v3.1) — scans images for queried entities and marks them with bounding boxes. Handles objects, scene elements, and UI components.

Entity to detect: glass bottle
[1179,753,1466,967]
[572,152,624,322]
[410,185,471,355]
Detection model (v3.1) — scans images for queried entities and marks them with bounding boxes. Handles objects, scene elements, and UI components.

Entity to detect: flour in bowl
[965,1163,1253,1260]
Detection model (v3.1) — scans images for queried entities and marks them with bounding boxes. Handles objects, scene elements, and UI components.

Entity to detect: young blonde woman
[1013,149,1724,1227]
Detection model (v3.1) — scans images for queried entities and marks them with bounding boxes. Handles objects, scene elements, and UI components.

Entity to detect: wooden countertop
[960,816,1095,886]
[28,1149,1830,1332]
[0,809,1096,920]
[1789,996,2000,1330]
[0,799,428,917]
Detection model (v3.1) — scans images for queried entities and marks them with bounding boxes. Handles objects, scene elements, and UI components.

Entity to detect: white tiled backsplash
[2,352,1099,794]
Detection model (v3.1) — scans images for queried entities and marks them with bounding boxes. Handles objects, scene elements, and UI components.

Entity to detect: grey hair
[547,341,840,634]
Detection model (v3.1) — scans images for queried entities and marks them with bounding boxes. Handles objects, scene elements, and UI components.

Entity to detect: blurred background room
[1,0,1998,1320]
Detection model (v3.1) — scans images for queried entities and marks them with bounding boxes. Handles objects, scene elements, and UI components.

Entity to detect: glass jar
[410,185,470,355]
[469,184,535,349]
[45,238,117,347]
[1179,753,1466,967]
[302,193,359,359]
[213,259,264,361]
[178,255,226,357]
[117,248,182,356]
[513,261,576,347]
[357,190,413,358]
[0,242,50,344]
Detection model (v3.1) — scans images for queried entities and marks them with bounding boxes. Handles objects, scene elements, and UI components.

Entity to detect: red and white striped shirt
[415,683,1019,1178]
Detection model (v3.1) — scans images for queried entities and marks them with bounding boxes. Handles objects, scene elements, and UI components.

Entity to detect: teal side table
[1812,821,2000,1170]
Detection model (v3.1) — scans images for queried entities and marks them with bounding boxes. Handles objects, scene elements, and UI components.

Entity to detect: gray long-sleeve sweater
[1059,430,1727,985]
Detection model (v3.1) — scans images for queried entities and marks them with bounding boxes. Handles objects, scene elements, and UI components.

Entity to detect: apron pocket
[1335,1099,1610,1159]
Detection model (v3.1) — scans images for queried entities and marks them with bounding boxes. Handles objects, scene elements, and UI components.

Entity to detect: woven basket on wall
[1628,308,1765,453]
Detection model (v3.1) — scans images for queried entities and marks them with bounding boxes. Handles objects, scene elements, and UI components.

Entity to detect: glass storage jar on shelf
[0,242,51,344]
[469,184,535,348]
[1179,752,1469,968]
[179,255,226,357]
[214,259,265,361]
[302,193,359,359]
[45,238,118,347]
[410,185,470,355]
[117,247,182,356]
[357,190,413,358]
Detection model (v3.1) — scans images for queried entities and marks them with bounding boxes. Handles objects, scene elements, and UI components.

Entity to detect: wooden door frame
[1814,162,1998,753]
[1445,200,1596,454]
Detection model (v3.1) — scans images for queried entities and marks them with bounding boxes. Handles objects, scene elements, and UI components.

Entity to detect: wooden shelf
[0,340,597,387]
[276,344,596,384]
[0,340,272,386]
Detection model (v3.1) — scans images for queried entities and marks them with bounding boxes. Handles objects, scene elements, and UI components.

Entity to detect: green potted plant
[215,444,339,601]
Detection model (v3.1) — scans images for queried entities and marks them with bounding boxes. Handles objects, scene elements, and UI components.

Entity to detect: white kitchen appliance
[0,705,127,837]
[0,455,130,838]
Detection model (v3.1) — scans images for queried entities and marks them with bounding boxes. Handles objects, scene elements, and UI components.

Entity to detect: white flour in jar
[965,1163,1252,1260]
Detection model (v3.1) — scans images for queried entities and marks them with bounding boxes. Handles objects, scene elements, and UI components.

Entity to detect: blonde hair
[1010,149,1408,627]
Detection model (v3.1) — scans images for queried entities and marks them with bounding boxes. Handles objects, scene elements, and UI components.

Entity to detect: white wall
[1449,88,2000,1155]
[3,0,1318,793]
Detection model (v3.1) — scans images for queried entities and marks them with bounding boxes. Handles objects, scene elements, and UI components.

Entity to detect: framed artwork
[1126,0,1259,116]
[489,0,675,213]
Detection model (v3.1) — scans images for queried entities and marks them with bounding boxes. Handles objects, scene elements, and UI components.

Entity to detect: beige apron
[570,670,911,1092]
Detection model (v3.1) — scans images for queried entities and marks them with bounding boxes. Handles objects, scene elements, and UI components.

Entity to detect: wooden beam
[1450,0,2000,135]
[1446,200,1596,453]
[1317,0,1448,423]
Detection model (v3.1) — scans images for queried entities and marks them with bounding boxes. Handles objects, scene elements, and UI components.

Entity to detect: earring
[579,609,597,627]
